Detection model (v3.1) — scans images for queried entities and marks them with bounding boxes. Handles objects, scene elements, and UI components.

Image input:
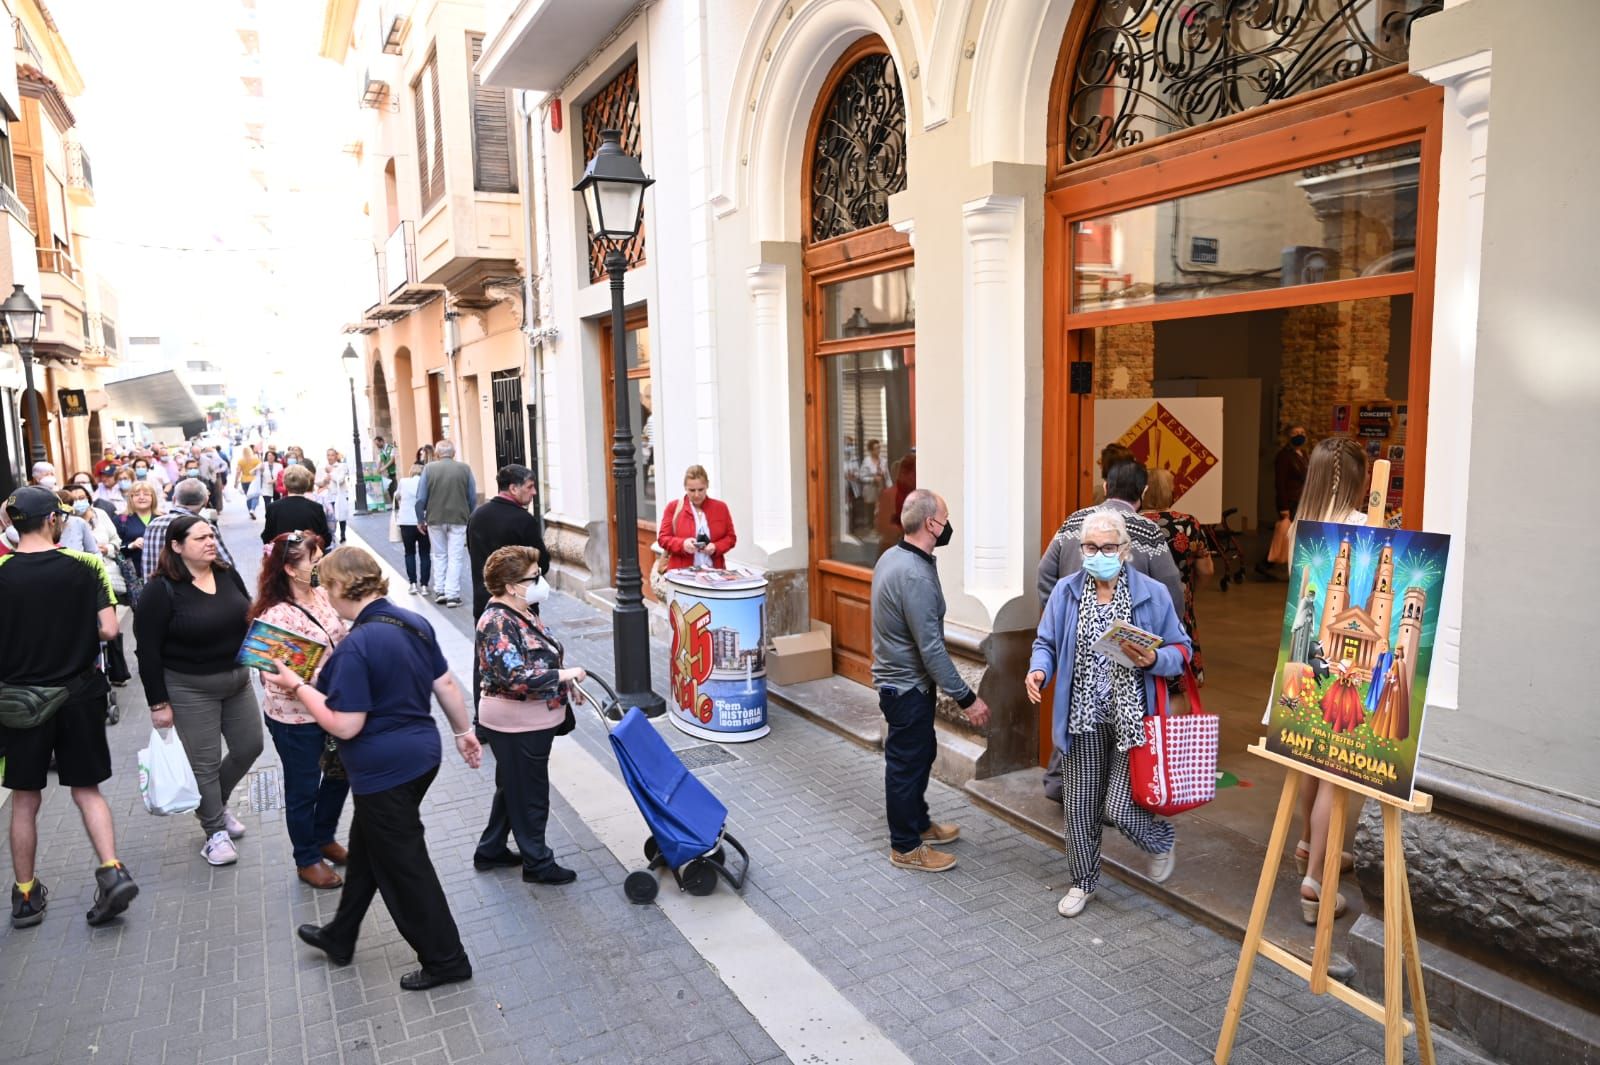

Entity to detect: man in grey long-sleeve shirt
[870,489,991,873]
[1036,461,1186,612]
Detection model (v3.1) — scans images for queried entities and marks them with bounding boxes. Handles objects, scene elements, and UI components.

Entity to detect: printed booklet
[1092,619,1163,669]
[236,619,327,681]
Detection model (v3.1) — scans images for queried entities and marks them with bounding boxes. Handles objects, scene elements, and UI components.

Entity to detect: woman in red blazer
[658,465,736,571]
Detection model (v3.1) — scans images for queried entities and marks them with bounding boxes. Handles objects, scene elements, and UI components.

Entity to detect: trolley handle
[571,670,626,730]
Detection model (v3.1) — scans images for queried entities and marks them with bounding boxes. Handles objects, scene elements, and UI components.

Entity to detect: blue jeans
[264,715,350,868]
[880,685,936,853]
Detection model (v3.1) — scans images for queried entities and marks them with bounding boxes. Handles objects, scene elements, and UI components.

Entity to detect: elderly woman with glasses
[1025,508,1192,919]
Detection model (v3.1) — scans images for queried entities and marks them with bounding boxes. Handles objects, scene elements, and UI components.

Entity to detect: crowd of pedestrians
[1,421,1375,992]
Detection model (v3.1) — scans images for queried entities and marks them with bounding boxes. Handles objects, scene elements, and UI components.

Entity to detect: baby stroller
[575,674,750,904]
[1203,507,1248,592]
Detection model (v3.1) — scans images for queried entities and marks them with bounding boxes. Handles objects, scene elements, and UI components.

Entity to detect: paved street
[0,505,1483,1065]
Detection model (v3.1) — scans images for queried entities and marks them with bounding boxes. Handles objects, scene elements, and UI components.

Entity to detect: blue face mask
[72,500,90,515]
[1082,552,1124,582]
[118,480,133,491]
[135,469,148,480]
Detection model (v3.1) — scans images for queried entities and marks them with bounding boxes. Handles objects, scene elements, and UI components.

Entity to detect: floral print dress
[1142,508,1206,683]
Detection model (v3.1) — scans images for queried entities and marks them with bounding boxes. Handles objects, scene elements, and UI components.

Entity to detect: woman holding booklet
[249,531,351,889]
[1025,507,1192,919]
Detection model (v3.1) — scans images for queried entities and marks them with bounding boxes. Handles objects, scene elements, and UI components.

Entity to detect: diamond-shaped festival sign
[1116,402,1219,497]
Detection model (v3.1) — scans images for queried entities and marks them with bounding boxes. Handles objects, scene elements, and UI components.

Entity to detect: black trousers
[475,727,557,873]
[320,766,470,977]
[879,685,937,853]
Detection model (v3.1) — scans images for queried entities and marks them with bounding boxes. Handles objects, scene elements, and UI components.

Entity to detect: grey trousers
[166,667,264,836]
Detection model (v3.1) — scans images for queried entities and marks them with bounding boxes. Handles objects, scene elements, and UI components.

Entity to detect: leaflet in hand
[236,619,327,681]
[1092,620,1162,669]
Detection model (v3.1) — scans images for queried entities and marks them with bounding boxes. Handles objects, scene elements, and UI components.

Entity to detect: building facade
[320,0,530,500]
[475,1,1595,1059]
[0,0,123,493]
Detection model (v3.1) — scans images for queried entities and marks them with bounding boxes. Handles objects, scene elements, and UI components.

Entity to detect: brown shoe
[320,842,348,865]
[297,862,343,889]
[890,844,957,873]
[921,822,960,845]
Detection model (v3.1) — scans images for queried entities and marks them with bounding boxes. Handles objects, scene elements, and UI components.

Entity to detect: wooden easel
[1214,749,1435,1065]
[1216,459,1436,1065]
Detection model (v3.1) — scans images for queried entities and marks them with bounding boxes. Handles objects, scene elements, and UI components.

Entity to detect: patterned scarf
[1067,570,1147,751]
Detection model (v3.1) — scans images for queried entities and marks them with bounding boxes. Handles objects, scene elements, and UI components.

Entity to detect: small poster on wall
[1331,404,1351,433]
[1093,398,1224,523]
[1265,519,1451,801]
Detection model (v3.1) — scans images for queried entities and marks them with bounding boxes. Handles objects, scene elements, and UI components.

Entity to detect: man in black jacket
[467,465,547,620]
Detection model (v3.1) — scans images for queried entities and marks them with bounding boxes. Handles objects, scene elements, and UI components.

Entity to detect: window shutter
[413,74,432,209]
[469,34,516,193]
[14,153,37,233]
[427,56,445,204]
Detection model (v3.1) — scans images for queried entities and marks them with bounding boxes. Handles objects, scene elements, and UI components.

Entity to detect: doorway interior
[599,308,659,602]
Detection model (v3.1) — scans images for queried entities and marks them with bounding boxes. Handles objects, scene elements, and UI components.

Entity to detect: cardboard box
[767,621,833,686]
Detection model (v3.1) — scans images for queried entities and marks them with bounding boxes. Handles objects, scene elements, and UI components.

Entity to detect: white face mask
[37,476,56,489]
[2,526,18,547]
[521,576,550,606]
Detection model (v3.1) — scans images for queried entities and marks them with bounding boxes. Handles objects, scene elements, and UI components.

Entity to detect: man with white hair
[870,488,990,873]
[29,461,57,490]
[414,440,476,607]
[140,479,233,583]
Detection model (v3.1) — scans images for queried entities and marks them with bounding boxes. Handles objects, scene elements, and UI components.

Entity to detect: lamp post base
[610,601,666,718]
[614,685,667,719]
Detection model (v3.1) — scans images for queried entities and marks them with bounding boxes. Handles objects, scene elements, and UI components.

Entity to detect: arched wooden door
[1038,1,1445,762]
[803,39,914,685]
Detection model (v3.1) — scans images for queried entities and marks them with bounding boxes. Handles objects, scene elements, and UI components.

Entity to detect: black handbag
[0,683,70,730]
[319,733,347,780]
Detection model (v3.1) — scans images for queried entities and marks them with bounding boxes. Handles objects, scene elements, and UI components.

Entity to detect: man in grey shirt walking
[871,489,991,873]
[415,440,476,607]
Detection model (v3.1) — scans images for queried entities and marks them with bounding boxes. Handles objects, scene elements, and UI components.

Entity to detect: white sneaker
[1057,887,1093,918]
[1148,842,1176,884]
[223,809,246,839]
[203,831,238,866]
[408,582,418,594]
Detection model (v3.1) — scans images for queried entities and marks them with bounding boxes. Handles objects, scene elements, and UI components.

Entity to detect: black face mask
[933,517,954,549]
[1290,435,1307,447]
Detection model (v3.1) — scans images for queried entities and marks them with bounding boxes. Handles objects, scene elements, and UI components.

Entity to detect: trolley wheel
[105,696,120,726]
[681,858,718,897]
[624,870,659,904]
[644,836,660,863]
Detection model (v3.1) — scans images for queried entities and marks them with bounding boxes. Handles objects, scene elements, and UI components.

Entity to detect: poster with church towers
[1265,520,1451,801]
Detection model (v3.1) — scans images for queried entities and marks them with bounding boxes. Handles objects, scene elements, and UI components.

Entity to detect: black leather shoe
[296,923,353,966]
[399,967,472,992]
[523,863,576,885]
[473,850,522,871]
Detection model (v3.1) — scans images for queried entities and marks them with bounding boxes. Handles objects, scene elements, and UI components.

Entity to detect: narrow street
[0,504,1488,1065]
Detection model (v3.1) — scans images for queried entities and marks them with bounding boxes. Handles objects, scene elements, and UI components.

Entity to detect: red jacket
[658,496,736,570]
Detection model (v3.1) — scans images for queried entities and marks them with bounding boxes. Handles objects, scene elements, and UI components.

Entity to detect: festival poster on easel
[1265,519,1451,802]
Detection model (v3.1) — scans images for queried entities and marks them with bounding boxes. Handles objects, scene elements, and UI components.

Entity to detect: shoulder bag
[1128,658,1218,816]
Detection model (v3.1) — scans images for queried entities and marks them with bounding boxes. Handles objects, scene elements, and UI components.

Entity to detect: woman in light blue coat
[1026,508,1192,918]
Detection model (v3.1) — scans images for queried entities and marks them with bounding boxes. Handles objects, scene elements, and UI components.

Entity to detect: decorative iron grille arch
[808,50,908,243]
[1064,0,1443,164]
[583,61,645,282]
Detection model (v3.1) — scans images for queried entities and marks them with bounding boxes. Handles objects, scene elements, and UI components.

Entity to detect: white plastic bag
[138,727,201,816]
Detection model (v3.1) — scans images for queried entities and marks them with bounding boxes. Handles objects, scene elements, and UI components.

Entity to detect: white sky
[52,0,374,449]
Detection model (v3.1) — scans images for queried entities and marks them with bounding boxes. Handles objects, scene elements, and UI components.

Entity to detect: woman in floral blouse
[1141,468,1213,683]
[251,531,350,888]
[472,545,587,886]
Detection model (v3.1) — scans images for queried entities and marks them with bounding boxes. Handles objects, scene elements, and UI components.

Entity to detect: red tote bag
[1129,661,1218,816]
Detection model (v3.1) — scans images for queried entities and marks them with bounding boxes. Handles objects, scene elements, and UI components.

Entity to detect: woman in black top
[135,515,263,868]
[260,463,333,545]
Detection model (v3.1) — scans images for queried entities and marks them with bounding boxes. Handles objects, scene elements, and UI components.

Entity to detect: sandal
[1294,839,1354,877]
[1300,876,1348,924]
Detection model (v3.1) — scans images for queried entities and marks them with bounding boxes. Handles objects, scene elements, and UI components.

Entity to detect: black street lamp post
[575,129,665,718]
[0,284,47,464]
[342,343,370,514]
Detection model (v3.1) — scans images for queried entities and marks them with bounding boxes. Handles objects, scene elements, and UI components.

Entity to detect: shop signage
[57,388,88,417]
[1094,397,1224,523]
[1189,236,1219,264]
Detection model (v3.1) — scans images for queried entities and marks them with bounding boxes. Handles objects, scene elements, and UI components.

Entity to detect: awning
[103,370,206,435]
[477,0,638,92]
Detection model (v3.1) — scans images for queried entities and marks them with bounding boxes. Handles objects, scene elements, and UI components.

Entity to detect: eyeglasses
[1081,541,1127,557]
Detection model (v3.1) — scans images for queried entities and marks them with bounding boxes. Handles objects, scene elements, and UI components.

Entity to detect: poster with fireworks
[1265,520,1450,801]
[236,619,328,682]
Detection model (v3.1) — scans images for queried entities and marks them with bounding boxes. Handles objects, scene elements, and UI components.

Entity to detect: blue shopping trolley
[576,674,750,904]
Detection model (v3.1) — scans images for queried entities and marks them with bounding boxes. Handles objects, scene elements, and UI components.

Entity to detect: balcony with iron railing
[66,140,93,205]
